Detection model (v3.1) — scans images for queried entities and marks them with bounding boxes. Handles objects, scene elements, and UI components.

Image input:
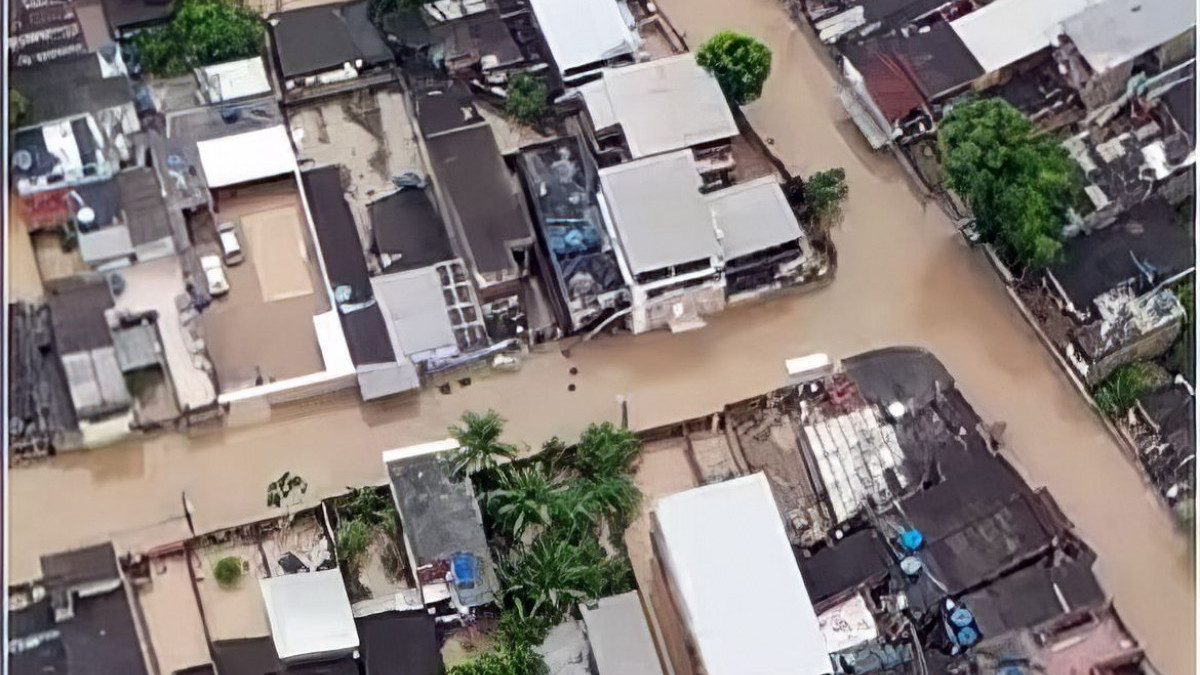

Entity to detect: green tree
[485,467,562,542]
[804,168,849,234]
[499,533,630,620]
[449,410,519,478]
[696,31,772,105]
[1093,362,1156,416]
[505,73,548,125]
[939,98,1079,269]
[132,0,265,77]
[213,556,243,587]
[9,89,29,127]
[571,422,640,479]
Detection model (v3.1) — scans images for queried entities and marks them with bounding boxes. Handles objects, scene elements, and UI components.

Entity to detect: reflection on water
[9,4,1194,672]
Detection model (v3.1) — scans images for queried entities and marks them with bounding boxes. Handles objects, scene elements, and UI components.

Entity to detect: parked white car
[201,255,230,296]
[217,221,245,265]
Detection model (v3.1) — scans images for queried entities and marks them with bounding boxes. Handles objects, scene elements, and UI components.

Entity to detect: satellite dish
[76,207,96,228]
[12,149,33,172]
[899,556,922,577]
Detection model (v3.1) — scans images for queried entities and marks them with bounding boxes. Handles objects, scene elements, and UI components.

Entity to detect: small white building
[260,569,359,664]
[197,57,273,104]
[529,0,639,81]
[579,591,664,675]
[652,473,833,675]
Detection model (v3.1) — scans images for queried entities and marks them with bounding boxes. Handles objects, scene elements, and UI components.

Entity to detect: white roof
[1062,0,1196,73]
[198,57,271,102]
[818,592,878,654]
[599,150,721,275]
[950,0,1091,73]
[197,125,297,188]
[578,54,737,158]
[260,569,359,662]
[706,176,803,260]
[529,0,636,73]
[653,474,832,675]
[579,592,663,675]
[371,267,459,362]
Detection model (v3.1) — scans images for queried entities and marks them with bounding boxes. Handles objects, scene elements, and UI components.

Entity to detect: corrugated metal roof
[706,176,803,261]
[1063,0,1196,73]
[950,0,1091,73]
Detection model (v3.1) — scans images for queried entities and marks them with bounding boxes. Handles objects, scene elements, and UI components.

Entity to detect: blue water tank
[956,625,979,647]
[949,607,974,628]
[900,528,924,552]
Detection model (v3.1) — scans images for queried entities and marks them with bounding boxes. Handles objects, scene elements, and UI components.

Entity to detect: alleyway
[8,2,1194,672]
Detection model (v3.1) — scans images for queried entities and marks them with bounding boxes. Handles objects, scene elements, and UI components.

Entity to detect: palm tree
[572,422,641,479]
[485,467,563,542]
[449,410,519,478]
[573,474,641,530]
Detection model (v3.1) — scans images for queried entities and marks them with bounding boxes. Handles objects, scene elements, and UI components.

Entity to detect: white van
[201,255,230,296]
[217,221,245,265]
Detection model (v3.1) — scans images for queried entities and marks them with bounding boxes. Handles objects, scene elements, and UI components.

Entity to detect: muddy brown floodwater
[9,3,1195,672]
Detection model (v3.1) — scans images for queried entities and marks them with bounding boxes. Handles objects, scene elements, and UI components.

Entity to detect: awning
[838,86,891,150]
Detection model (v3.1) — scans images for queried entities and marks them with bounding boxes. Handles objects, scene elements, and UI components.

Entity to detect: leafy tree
[9,89,29,127]
[213,556,243,587]
[804,168,849,233]
[696,31,772,105]
[570,474,640,531]
[571,422,640,479]
[132,0,264,77]
[939,98,1079,269]
[485,467,562,542]
[505,73,548,125]
[498,533,630,620]
[449,410,519,478]
[446,642,548,675]
[1094,362,1156,416]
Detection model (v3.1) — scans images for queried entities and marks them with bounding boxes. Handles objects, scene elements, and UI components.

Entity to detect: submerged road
[9,2,1194,671]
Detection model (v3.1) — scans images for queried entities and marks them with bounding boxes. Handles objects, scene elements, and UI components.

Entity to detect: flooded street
[8,2,1194,672]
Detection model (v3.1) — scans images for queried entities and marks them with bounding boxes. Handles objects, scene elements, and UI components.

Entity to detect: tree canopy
[696,31,772,106]
[804,168,850,233]
[449,409,519,477]
[505,73,548,125]
[132,0,265,77]
[939,98,1080,269]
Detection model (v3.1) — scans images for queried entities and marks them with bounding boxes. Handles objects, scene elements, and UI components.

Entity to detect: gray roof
[271,1,392,78]
[424,122,535,277]
[1062,0,1196,74]
[41,542,119,590]
[118,168,174,246]
[102,0,175,31]
[384,447,495,605]
[112,322,161,371]
[430,9,524,69]
[1050,198,1195,311]
[578,54,738,159]
[10,50,134,125]
[599,150,721,275]
[57,585,151,675]
[706,177,803,261]
[302,166,374,302]
[369,188,455,272]
[47,278,115,354]
[371,268,458,360]
[579,592,663,675]
[356,613,442,675]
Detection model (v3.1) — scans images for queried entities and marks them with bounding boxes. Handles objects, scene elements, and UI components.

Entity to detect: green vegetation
[505,73,549,125]
[9,89,28,127]
[446,642,548,675]
[336,486,404,599]
[132,0,264,77]
[447,414,643,672]
[449,410,519,478]
[213,556,243,587]
[939,98,1080,269]
[1094,362,1157,416]
[696,31,772,106]
[804,168,850,234]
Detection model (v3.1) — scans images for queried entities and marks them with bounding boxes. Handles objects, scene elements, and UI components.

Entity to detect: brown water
[9,5,1195,672]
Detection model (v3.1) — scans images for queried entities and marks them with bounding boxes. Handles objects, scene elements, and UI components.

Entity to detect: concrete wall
[631,281,726,335]
[1081,316,1182,386]
[1079,61,1134,110]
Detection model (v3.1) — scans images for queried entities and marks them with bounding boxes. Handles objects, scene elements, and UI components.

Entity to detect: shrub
[1094,363,1156,416]
[446,642,547,675]
[696,31,772,105]
[10,89,28,127]
[505,73,548,125]
[213,556,243,587]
